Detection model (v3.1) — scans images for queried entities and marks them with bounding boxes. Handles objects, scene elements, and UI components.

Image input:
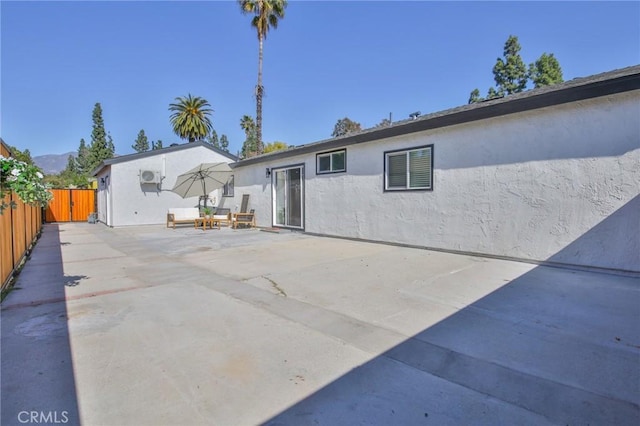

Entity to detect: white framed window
[384,145,433,191]
[316,149,346,174]
[223,175,234,197]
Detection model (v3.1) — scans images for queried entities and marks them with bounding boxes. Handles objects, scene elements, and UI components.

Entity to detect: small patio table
[194,217,216,230]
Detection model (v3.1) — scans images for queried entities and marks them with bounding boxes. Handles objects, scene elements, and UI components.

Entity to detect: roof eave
[233,66,640,168]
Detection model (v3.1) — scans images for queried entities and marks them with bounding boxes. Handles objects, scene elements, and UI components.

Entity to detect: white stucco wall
[232,91,640,271]
[97,146,233,227]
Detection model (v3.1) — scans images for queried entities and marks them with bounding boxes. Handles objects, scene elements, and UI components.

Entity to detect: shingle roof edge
[91,140,238,176]
[232,64,640,169]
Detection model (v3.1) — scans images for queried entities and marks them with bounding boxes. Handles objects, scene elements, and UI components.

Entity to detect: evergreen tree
[87,103,114,170]
[152,140,164,150]
[132,129,149,152]
[220,135,229,153]
[77,138,90,174]
[376,118,392,127]
[529,53,564,88]
[468,35,562,103]
[107,132,115,157]
[331,117,362,137]
[492,35,528,96]
[206,129,220,148]
[468,88,482,104]
[64,155,78,174]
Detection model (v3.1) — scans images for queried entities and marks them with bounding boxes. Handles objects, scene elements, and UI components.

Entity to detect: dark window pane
[332,151,345,171]
[318,155,331,172]
[387,153,407,188]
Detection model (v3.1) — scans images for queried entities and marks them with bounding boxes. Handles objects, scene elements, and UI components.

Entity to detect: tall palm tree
[169,94,213,142]
[238,0,287,155]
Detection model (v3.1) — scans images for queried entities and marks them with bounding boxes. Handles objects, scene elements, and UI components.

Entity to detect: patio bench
[167,207,200,228]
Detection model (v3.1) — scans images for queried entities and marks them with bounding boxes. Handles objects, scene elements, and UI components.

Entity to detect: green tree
[264,141,287,153]
[468,88,482,104]
[7,145,35,165]
[332,117,362,137]
[206,129,220,148]
[376,118,392,128]
[53,154,89,188]
[87,103,114,171]
[132,129,149,152]
[76,138,90,174]
[469,35,533,103]
[238,0,288,155]
[220,134,230,152]
[240,115,258,158]
[107,132,115,157]
[169,94,213,142]
[64,154,78,174]
[529,53,564,88]
[152,140,164,150]
[493,35,528,96]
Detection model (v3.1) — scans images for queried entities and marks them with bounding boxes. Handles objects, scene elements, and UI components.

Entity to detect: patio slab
[1,223,638,425]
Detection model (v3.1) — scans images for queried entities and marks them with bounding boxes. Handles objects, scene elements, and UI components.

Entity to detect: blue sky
[2,1,639,158]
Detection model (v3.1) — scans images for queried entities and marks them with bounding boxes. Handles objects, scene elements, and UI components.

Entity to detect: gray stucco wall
[96,146,233,227]
[231,91,640,272]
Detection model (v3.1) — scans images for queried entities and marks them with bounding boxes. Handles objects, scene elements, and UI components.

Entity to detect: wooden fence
[1,144,44,290]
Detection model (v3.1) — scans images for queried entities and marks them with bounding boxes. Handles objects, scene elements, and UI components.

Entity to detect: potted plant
[202,207,213,219]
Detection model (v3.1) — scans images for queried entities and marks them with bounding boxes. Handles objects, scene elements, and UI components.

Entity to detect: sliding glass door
[273,165,304,229]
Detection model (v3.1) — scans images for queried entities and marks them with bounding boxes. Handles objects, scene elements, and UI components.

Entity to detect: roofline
[92,140,238,176]
[232,65,640,168]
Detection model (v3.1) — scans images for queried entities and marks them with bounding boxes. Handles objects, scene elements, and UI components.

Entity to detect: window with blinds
[384,145,433,191]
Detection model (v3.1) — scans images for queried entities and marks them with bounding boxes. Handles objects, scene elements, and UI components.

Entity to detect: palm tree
[238,0,287,155]
[169,94,213,142]
[240,115,257,158]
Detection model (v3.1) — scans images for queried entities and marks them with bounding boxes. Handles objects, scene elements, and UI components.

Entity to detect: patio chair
[233,209,256,229]
[212,208,231,228]
[239,194,250,214]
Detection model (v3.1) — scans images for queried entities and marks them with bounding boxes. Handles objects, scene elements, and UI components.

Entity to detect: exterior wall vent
[140,170,161,184]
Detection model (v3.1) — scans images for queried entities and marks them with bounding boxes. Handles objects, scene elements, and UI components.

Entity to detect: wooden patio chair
[212,208,231,228]
[232,194,255,229]
[233,209,256,229]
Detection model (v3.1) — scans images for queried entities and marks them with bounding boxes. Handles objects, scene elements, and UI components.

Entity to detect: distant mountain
[34,152,76,175]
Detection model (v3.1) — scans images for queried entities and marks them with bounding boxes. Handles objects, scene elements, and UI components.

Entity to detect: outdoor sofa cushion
[167,208,200,228]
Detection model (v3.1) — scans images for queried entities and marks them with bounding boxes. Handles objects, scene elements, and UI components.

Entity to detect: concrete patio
[1,222,638,425]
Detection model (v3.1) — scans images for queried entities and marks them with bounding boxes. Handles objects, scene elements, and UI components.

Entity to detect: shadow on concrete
[64,275,88,287]
[1,224,80,425]
[264,201,640,424]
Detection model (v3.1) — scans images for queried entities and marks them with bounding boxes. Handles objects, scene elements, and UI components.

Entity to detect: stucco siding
[102,146,232,226]
[232,91,639,271]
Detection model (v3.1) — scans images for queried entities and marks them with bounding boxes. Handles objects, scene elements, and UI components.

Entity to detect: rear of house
[228,66,640,272]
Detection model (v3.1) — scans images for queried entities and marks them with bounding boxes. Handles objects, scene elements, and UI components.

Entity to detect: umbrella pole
[202,178,207,209]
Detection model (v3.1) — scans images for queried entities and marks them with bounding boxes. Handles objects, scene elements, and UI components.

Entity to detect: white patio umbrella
[171,162,233,208]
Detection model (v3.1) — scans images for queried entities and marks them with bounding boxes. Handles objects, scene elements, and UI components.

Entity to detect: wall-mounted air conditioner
[140,170,161,184]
